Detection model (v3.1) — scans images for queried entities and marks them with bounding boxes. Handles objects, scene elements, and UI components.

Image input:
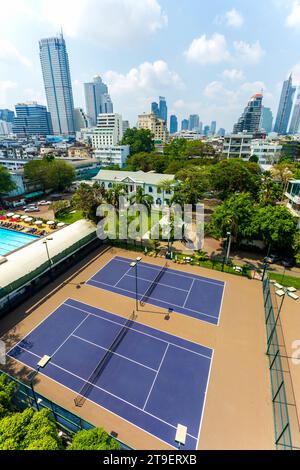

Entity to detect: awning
[24,191,44,199]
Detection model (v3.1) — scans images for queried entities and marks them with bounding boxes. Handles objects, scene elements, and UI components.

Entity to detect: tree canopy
[0,408,63,450]
[24,159,75,192]
[121,128,155,155]
[0,166,16,194]
[68,427,121,450]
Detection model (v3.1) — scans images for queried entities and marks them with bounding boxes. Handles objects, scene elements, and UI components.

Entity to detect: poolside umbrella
[21,215,28,220]
[6,213,14,218]
[0,216,5,220]
[56,222,65,228]
[13,214,21,219]
[47,221,55,226]
[25,217,33,224]
[35,221,43,226]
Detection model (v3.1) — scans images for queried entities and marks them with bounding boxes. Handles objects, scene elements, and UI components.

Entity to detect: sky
[1,0,300,131]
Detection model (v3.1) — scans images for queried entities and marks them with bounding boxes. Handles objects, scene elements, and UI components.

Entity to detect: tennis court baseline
[7,299,213,450]
[87,256,225,325]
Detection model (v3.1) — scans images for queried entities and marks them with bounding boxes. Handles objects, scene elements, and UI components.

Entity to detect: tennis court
[87,256,225,325]
[7,298,213,450]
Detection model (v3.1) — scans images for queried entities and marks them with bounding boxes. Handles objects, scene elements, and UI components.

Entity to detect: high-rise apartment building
[233,94,263,134]
[274,74,296,135]
[210,121,217,135]
[203,125,210,136]
[159,96,168,123]
[260,107,273,134]
[289,88,300,135]
[39,33,75,135]
[170,115,178,134]
[12,102,53,136]
[84,75,113,126]
[0,109,15,123]
[181,119,189,131]
[218,128,226,137]
[0,121,13,135]
[151,102,160,117]
[122,120,130,134]
[138,113,168,143]
[189,114,200,131]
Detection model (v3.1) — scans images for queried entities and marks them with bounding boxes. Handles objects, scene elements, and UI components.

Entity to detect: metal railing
[263,277,293,450]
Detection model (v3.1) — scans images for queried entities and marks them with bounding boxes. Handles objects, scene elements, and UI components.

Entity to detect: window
[108,182,112,188]
[148,186,153,193]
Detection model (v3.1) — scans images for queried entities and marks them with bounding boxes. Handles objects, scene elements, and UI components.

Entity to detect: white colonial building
[93,170,176,205]
[286,180,300,229]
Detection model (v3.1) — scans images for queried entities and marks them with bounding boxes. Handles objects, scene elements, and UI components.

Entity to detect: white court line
[6,299,68,355]
[9,354,180,450]
[217,281,226,327]
[114,264,135,288]
[114,256,225,288]
[13,344,199,441]
[65,301,212,360]
[183,279,195,308]
[51,314,90,357]
[196,349,215,450]
[142,344,169,411]
[88,279,219,321]
[72,334,158,373]
[125,273,189,294]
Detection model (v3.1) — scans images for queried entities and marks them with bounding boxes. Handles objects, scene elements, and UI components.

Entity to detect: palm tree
[106,183,127,209]
[130,186,153,211]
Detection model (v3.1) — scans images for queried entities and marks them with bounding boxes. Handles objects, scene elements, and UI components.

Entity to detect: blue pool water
[0,228,38,256]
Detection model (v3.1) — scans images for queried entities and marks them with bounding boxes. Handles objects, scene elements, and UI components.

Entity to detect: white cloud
[233,40,265,64]
[0,39,31,67]
[224,9,244,28]
[185,33,230,65]
[222,69,245,80]
[291,63,300,85]
[286,1,300,29]
[40,0,167,45]
[0,81,18,106]
[104,60,183,95]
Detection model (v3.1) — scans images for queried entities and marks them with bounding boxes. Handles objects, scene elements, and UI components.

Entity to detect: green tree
[106,183,127,209]
[0,166,16,194]
[121,128,155,155]
[126,152,166,172]
[249,155,259,163]
[47,160,76,191]
[210,193,256,243]
[130,186,153,210]
[68,428,121,450]
[0,408,63,450]
[210,159,262,200]
[50,200,71,216]
[173,167,211,206]
[72,182,105,222]
[253,205,298,254]
[0,375,16,419]
[24,159,75,192]
[259,172,283,205]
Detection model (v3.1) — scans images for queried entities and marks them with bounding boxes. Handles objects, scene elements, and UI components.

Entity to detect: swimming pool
[0,228,38,256]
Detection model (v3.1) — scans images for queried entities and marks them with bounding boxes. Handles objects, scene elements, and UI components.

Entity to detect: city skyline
[2,1,300,129]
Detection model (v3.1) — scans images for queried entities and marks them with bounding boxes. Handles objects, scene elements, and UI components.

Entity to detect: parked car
[264,254,281,264]
[24,206,40,213]
[38,200,51,206]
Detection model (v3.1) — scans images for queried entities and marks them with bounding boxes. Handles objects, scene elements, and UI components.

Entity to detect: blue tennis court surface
[8,299,213,450]
[87,256,225,325]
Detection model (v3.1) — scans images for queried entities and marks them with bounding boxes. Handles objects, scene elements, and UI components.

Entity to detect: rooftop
[93,170,175,185]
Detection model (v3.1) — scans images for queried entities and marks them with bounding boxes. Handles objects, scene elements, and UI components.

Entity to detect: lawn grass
[56,210,84,224]
[269,272,300,290]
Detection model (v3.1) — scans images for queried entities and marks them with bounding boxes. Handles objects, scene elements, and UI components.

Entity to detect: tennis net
[74,312,136,407]
[140,262,168,307]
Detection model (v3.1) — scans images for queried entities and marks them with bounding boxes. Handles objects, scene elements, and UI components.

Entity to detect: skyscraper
[151,102,159,117]
[74,108,89,132]
[274,74,296,135]
[39,33,75,135]
[233,93,263,134]
[159,96,168,123]
[260,107,273,134]
[84,75,113,126]
[0,109,15,123]
[210,121,217,135]
[181,119,189,131]
[218,128,226,137]
[289,88,300,135]
[12,102,53,136]
[189,114,200,131]
[203,125,210,136]
[170,115,178,134]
